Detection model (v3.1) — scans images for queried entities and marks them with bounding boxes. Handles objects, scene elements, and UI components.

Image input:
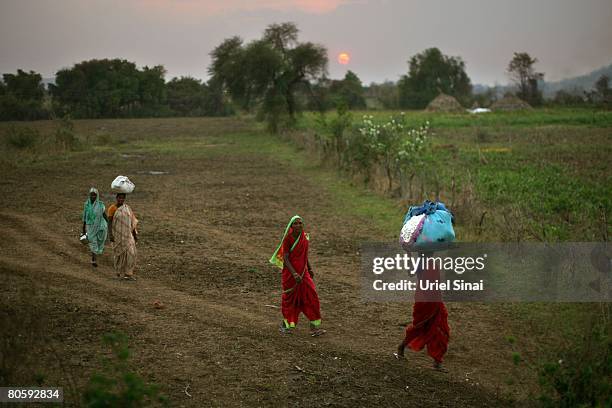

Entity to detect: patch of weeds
[55,116,82,151]
[5,125,39,149]
[83,332,168,407]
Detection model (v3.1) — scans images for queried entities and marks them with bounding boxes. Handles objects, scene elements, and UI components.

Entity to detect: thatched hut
[426,93,464,113]
[490,95,532,111]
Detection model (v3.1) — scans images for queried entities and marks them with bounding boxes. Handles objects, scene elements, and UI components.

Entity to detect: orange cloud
[138,0,352,15]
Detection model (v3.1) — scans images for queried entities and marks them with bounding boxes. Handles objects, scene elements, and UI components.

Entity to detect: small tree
[589,74,611,107]
[507,52,544,106]
[329,70,366,109]
[166,76,207,116]
[315,104,352,165]
[209,22,328,132]
[366,81,399,109]
[398,48,472,109]
[553,89,585,106]
[0,69,46,120]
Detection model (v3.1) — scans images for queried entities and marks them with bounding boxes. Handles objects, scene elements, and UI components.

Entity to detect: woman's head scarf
[269,215,309,268]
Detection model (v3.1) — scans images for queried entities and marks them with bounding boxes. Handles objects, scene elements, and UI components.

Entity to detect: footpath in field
[0,118,525,406]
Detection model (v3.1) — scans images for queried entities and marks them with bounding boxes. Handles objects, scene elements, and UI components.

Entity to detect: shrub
[5,126,39,149]
[356,113,429,192]
[83,332,168,407]
[315,105,353,165]
[54,116,81,151]
[538,310,611,407]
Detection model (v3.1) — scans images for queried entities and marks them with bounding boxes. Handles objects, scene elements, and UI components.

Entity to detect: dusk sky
[1,0,611,85]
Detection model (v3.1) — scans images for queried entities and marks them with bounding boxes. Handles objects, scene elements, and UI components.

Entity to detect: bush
[315,105,352,164]
[54,116,81,151]
[538,310,611,407]
[5,126,39,149]
[83,332,168,407]
[356,113,429,192]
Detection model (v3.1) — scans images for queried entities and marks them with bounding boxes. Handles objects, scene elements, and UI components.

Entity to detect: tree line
[0,61,232,121]
[1,22,610,124]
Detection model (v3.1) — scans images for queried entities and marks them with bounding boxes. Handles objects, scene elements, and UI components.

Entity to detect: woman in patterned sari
[81,187,108,267]
[107,193,138,280]
[270,215,325,336]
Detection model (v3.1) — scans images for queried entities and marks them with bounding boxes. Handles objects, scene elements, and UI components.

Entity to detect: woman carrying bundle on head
[81,187,109,267]
[397,200,454,371]
[108,192,138,281]
[396,258,450,370]
[270,215,326,337]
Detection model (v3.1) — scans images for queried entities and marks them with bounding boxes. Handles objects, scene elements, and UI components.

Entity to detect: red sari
[281,230,322,327]
[402,266,450,363]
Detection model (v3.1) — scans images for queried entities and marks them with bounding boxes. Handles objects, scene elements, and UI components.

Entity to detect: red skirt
[281,268,321,326]
[403,301,449,363]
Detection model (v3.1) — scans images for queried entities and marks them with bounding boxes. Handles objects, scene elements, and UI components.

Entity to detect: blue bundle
[402,200,456,249]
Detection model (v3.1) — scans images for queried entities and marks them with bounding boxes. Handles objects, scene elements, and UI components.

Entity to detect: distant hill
[541,63,612,97]
[473,63,612,99]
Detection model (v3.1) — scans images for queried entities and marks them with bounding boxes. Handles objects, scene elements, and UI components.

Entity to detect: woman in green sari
[82,187,109,267]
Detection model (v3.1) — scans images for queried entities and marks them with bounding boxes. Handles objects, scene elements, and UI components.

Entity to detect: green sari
[82,188,108,255]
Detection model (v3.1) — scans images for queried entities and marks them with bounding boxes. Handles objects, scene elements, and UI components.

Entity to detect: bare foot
[433,361,448,372]
[395,342,405,359]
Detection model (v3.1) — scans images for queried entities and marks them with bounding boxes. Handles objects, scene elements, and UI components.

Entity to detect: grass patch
[297,108,612,129]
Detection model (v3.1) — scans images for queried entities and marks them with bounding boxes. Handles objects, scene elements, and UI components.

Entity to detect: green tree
[594,74,610,97]
[592,74,611,107]
[553,89,585,106]
[208,37,251,110]
[166,77,207,116]
[50,59,167,118]
[209,22,328,132]
[398,48,472,109]
[137,65,167,116]
[329,70,366,109]
[0,69,46,120]
[203,76,234,117]
[365,81,399,109]
[507,52,544,106]
[304,77,332,112]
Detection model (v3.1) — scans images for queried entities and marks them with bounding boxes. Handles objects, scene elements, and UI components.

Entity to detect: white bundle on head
[111,175,135,194]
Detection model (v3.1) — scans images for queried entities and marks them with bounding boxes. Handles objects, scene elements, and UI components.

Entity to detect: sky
[0,0,611,86]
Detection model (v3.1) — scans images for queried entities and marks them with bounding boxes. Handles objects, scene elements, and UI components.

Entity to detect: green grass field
[298,108,612,129]
[294,108,611,242]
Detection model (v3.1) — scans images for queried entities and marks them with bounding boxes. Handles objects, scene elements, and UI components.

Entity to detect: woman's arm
[283,253,301,283]
[82,204,87,234]
[108,216,114,242]
[307,259,314,278]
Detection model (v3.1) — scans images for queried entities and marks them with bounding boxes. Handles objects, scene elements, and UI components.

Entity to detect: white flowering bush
[353,113,430,192]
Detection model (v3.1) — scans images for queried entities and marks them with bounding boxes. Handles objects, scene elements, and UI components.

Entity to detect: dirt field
[0,118,545,406]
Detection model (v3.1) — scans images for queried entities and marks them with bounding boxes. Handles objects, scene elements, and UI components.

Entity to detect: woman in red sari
[396,259,450,370]
[270,215,326,336]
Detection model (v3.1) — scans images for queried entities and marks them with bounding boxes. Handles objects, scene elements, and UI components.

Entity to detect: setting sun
[337,52,350,65]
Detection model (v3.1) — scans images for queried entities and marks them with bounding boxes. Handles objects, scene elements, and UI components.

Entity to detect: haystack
[426,93,464,113]
[490,95,532,111]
